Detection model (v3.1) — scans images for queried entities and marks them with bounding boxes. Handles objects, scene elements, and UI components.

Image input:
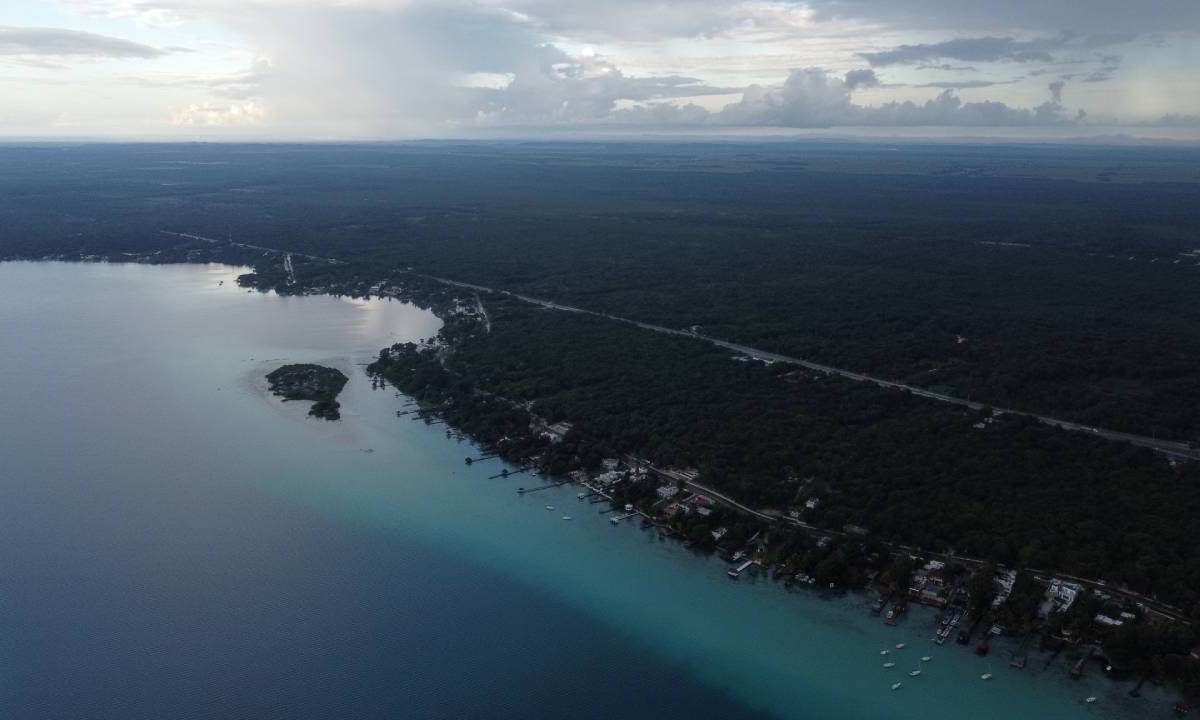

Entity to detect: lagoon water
[0,262,1166,719]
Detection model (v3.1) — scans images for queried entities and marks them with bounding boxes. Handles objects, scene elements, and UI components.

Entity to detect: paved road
[419,273,1200,462]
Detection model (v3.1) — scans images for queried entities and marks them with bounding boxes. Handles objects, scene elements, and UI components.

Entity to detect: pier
[609,512,638,525]
[1070,646,1096,678]
[516,482,565,495]
[728,559,756,579]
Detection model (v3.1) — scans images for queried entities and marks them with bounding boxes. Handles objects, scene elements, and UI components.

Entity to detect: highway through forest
[158,229,1199,462]
[419,273,1200,462]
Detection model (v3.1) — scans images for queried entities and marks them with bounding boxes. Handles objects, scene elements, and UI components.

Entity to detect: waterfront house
[596,471,622,487]
[656,485,680,500]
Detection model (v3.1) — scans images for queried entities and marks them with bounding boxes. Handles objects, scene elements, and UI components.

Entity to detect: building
[805,497,821,511]
[1039,579,1081,617]
[531,418,573,444]
[656,484,680,500]
[991,569,1018,609]
[595,471,622,487]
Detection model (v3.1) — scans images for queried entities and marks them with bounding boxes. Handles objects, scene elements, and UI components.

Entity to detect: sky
[1,0,1198,139]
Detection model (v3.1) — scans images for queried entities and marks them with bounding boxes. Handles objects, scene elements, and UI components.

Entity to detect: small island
[266,364,349,420]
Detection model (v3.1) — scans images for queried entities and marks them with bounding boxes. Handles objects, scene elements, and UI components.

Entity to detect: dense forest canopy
[370,294,1200,611]
[3,141,1199,439]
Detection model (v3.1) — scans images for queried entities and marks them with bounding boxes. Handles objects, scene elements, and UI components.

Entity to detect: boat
[981,673,993,681]
[545,505,555,511]
[920,656,931,662]
[1085,697,1097,704]
[909,670,922,677]
[885,597,908,626]
[895,643,906,650]
[577,492,586,500]
[891,682,902,691]
[880,650,890,656]
[883,662,896,668]
[561,515,572,521]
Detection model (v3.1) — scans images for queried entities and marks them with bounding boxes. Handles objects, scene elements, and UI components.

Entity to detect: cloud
[1059,53,1123,84]
[862,35,1063,66]
[170,101,265,126]
[843,68,879,90]
[804,0,1199,35]
[712,67,1071,127]
[468,46,734,124]
[916,63,978,72]
[35,0,1195,136]
[0,25,171,59]
[166,2,739,135]
[1048,80,1064,103]
[1145,114,1200,128]
[914,79,1021,89]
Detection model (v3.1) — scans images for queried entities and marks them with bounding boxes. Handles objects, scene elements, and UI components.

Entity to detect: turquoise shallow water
[0,262,1169,719]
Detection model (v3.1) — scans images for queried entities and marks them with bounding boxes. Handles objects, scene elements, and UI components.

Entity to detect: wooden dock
[728,559,756,578]
[516,482,565,495]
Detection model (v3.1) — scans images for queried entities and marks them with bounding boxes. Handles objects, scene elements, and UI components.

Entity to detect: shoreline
[5,252,1197,710]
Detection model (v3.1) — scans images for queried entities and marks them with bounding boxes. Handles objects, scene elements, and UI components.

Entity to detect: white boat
[881,650,890,656]
[891,682,902,691]
[883,662,896,668]
[981,673,993,681]
[895,643,906,650]
[545,505,555,511]
[577,493,586,500]
[920,656,932,662]
[1085,697,1097,704]
[909,670,921,677]
[561,516,572,521]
